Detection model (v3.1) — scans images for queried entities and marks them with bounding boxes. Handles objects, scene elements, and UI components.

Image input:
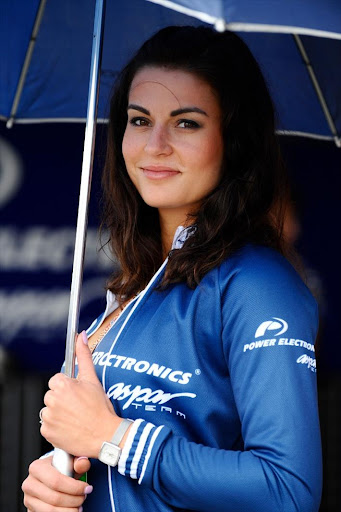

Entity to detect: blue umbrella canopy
[1,0,341,144]
[149,0,341,146]
[1,0,204,122]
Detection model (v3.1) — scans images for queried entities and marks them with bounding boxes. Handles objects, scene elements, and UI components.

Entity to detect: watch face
[99,442,121,467]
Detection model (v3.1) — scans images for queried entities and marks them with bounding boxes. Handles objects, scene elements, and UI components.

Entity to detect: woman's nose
[144,125,172,156]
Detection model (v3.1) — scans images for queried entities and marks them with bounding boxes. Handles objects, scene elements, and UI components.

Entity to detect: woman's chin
[142,197,178,210]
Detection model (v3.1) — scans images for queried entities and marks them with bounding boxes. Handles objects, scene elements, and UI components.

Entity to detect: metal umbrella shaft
[52,0,106,476]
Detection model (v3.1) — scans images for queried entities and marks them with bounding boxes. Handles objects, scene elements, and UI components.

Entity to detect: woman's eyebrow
[170,107,208,117]
[127,104,150,115]
[127,104,208,117]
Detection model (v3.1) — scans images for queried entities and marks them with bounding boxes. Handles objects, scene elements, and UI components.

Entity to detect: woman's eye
[177,119,200,129]
[129,117,150,127]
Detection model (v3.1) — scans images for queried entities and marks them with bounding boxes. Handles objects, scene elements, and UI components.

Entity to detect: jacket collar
[105,225,194,310]
[171,225,195,250]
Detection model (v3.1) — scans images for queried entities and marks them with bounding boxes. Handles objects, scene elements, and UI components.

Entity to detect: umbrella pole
[52,0,106,476]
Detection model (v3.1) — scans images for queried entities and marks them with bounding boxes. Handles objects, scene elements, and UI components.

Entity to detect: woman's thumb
[76,331,98,383]
[74,456,91,479]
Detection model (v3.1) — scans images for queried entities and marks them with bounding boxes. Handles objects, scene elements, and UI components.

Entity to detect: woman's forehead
[128,67,220,115]
[131,66,206,91]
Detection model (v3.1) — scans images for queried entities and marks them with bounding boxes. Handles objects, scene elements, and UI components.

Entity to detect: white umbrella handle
[52,448,74,477]
[52,0,106,476]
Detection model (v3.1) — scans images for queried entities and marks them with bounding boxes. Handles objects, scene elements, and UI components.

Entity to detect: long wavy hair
[101,26,290,300]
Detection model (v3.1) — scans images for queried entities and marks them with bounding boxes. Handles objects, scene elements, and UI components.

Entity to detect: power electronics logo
[255,318,288,338]
[243,317,316,372]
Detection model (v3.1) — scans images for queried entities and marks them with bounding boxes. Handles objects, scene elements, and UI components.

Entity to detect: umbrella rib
[293,34,340,148]
[146,0,218,26]
[6,0,48,129]
[148,0,341,39]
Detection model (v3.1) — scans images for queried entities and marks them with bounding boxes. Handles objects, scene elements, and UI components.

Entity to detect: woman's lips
[141,166,180,179]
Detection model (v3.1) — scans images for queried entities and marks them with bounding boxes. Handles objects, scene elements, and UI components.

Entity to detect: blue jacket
[81,241,322,512]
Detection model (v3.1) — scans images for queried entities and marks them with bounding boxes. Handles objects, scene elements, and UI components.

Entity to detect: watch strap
[110,418,133,446]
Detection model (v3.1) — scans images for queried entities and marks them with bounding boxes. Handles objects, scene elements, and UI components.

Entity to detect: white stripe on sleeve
[138,425,164,484]
[118,419,142,475]
[129,422,155,479]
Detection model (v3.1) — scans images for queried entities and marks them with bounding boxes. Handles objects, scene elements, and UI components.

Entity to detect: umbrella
[1,0,340,475]
[2,0,341,144]
[148,0,341,147]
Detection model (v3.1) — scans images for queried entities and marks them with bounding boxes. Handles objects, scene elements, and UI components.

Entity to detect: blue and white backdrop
[0,123,114,372]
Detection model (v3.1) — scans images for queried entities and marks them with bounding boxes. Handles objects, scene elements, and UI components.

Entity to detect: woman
[22,26,322,512]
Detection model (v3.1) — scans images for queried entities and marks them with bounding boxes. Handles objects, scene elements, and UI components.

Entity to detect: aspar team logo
[255,318,288,338]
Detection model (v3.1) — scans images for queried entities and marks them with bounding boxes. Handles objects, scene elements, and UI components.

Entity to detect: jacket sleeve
[117,254,322,512]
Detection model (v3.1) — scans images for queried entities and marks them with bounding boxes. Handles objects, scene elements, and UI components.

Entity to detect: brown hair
[101,26,290,301]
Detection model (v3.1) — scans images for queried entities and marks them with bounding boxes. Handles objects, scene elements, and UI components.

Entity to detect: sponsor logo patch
[255,318,288,338]
[296,354,316,372]
[243,318,315,359]
[92,352,193,385]
[106,382,197,410]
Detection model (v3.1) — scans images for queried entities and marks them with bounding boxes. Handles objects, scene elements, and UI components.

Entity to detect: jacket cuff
[118,419,171,484]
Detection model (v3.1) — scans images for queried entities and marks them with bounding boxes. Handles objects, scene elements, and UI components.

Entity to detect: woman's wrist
[92,414,121,459]
[119,421,133,449]
[93,416,134,459]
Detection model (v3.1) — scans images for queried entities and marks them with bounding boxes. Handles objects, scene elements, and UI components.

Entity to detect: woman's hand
[22,455,92,511]
[40,332,121,458]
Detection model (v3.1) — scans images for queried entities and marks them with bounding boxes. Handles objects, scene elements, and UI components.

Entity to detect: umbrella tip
[214,18,226,33]
[335,136,341,148]
[6,118,14,129]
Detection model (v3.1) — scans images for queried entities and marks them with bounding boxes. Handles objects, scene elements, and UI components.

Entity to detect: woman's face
[122,66,224,221]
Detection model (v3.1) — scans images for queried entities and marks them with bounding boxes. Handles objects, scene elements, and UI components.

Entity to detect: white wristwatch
[98,419,133,467]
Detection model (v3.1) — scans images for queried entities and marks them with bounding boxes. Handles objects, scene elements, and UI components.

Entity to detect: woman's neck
[160,221,178,259]
[158,208,191,259]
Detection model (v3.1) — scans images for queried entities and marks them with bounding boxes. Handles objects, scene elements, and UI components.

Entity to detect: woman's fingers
[22,456,92,511]
[24,494,82,512]
[41,373,118,458]
[22,474,85,508]
[27,458,88,495]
